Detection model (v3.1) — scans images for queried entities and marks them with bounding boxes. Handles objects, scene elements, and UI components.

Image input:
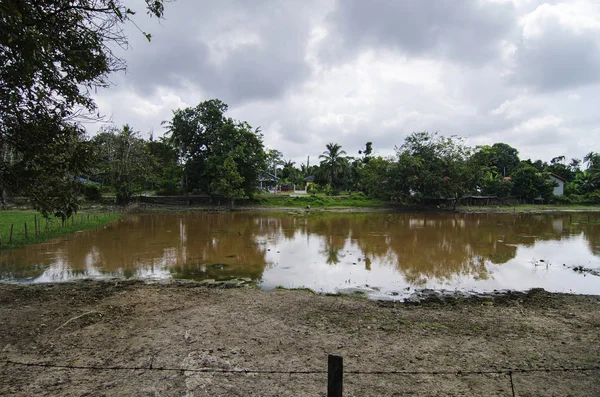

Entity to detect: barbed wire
[5,359,600,377]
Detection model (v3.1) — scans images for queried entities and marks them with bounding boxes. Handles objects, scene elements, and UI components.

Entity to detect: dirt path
[1,281,599,396]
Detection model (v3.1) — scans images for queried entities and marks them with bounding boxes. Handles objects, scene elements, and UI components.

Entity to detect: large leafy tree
[0,0,166,215]
[394,132,474,209]
[165,99,266,197]
[91,125,151,205]
[146,135,181,195]
[510,163,556,202]
[319,143,347,188]
[357,156,395,199]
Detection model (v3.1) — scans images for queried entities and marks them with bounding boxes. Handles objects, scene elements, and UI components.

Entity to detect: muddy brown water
[1,212,599,298]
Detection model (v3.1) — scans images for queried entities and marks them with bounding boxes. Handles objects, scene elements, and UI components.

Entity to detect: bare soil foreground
[1,282,599,396]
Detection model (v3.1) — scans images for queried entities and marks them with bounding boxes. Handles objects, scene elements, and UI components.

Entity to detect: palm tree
[319,143,347,188]
[584,152,600,187]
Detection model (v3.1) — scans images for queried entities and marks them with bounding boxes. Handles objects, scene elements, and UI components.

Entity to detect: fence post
[0,231,2,245]
[328,355,343,397]
[9,224,13,243]
[24,222,28,239]
[34,215,37,236]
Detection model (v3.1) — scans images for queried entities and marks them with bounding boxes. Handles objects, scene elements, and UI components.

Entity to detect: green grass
[0,211,122,249]
[253,193,387,208]
[460,204,600,213]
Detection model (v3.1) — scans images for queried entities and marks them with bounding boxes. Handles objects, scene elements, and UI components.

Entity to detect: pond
[1,212,599,299]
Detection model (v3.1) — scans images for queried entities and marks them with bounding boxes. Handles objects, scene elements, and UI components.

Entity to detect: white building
[549,173,566,196]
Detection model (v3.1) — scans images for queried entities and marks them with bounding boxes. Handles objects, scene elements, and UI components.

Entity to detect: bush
[156,180,180,196]
[349,192,367,200]
[82,183,101,201]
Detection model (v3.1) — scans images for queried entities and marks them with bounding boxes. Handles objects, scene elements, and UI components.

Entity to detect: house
[305,175,315,189]
[258,172,279,191]
[548,173,565,196]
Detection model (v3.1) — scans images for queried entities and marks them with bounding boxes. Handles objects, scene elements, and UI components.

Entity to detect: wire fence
[4,357,600,396]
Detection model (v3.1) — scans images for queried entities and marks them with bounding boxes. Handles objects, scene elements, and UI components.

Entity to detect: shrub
[82,183,102,201]
[349,192,367,200]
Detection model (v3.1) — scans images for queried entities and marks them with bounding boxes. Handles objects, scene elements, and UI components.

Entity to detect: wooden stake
[24,222,28,239]
[328,355,343,397]
[34,215,37,236]
[9,224,13,243]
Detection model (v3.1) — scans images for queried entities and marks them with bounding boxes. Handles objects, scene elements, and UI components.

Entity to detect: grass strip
[0,211,122,250]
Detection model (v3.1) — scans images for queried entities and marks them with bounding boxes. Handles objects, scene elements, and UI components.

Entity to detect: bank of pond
[0,211,598,300]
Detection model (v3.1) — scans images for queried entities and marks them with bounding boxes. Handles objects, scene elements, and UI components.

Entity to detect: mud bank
[1,281,599,396]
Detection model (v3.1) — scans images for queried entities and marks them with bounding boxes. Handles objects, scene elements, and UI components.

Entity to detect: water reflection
[0,212,598,296]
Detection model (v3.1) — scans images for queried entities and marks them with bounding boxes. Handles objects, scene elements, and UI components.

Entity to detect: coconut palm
[584,152,600,187]
[319,143,347,188]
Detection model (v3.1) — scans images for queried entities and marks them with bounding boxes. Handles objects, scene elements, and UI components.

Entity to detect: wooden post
[9,224,13,243]
[45,219,49,232]
[24,222,28,239]
[328,355,343,397]
[34,215,37,236]
[0,231,2,245]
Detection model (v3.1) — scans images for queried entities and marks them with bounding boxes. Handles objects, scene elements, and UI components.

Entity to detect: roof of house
[548,173,566,182]
[305,175,315,182]
[258,172,279,182]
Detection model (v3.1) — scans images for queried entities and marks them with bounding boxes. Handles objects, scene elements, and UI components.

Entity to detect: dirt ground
[0,281,599,397]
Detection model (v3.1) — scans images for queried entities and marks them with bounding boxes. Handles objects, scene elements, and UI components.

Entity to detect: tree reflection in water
[0,212,598,287]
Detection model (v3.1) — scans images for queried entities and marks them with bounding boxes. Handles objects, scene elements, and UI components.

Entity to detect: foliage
[357,156,395,200]
[210,156,247,207]
[91,125,151,205]
[82,183,102,201]
[510,163,556,202]
[165,99,266,197]
[0,0,166,216]
[394,132,474,208]
[255,194,385,208]
[480,170,513,198]
[146,136,181,195]
[583,152,600,188]
[319,143,347,189]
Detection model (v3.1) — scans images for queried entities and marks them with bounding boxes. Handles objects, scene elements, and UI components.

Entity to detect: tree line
[78,99,600,210]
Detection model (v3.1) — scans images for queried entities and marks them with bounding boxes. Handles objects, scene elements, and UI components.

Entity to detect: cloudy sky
[91,0,600,166]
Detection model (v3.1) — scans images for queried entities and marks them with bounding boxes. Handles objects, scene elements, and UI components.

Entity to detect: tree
[584,152,600,187]
[319,143,347,189]
[511,163,556,202]
[146,135,181,195]
[358,141,373,163]
[210,156,246,207]
[165,99,266,197]
[357,156,395,199]
[91,125,151,205]
[491,143,520,176]
[394,132,474,209]
[0,0,166,216]
[471,143,520,177]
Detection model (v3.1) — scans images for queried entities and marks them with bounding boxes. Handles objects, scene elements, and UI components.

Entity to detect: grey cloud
[117,0,317,103]
[510,26,600,91]
[320,0,516,65]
